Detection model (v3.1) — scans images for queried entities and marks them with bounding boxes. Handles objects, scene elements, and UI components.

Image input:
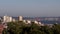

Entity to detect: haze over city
[0,0,60,17]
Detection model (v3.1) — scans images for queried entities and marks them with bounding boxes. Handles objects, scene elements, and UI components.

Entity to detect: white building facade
[3,16,12,22]
[19,16,23,21]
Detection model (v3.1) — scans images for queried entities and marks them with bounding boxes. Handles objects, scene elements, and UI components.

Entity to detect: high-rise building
[9,17,13,22]
[3,16,12,22]
[3,16,7,22]
[19,16,23,21]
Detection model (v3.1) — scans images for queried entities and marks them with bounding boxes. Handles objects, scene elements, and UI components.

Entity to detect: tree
[52,24,60,34]
[2,21,60,34]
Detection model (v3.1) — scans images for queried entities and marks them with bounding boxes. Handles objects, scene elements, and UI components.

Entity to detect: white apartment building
[34,20,39,24]
[3,16,12,22]
[9,17,13,22]
[12,19,16,22]
[23,20,26,23]
[27,20,31,24]
[19,16,23,21]
[38,22,42,25]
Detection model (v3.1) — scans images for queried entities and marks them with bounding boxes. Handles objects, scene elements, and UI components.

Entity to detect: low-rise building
[34,20,39,24]
[23,20,26,23]
[27,20,31,24]
[38,22,42,25]
[12,19,16,22]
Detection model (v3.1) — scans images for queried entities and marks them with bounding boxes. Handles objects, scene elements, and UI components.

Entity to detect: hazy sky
[0,0,60,17]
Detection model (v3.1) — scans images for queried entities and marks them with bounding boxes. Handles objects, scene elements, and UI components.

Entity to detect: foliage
[2,22,60,34]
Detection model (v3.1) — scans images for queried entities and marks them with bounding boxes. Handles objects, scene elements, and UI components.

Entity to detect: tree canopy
[2,21,60,34]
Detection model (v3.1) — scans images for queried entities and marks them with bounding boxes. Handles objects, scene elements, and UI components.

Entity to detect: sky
[0,0,60,17]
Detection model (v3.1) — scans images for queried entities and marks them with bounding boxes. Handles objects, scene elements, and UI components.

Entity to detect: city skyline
[0,0,60,17]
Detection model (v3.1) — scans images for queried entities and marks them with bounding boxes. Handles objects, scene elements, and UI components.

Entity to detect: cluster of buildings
[0,16,58,34]
[35,17,60,21]
[1,15,44,26]
[3,15,23,22]
[0,15,59,29]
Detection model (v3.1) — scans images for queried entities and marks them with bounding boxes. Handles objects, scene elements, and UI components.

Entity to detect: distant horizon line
[0,15,60,18]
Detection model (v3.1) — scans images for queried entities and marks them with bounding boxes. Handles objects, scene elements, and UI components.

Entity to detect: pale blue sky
[0,0,60,17]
